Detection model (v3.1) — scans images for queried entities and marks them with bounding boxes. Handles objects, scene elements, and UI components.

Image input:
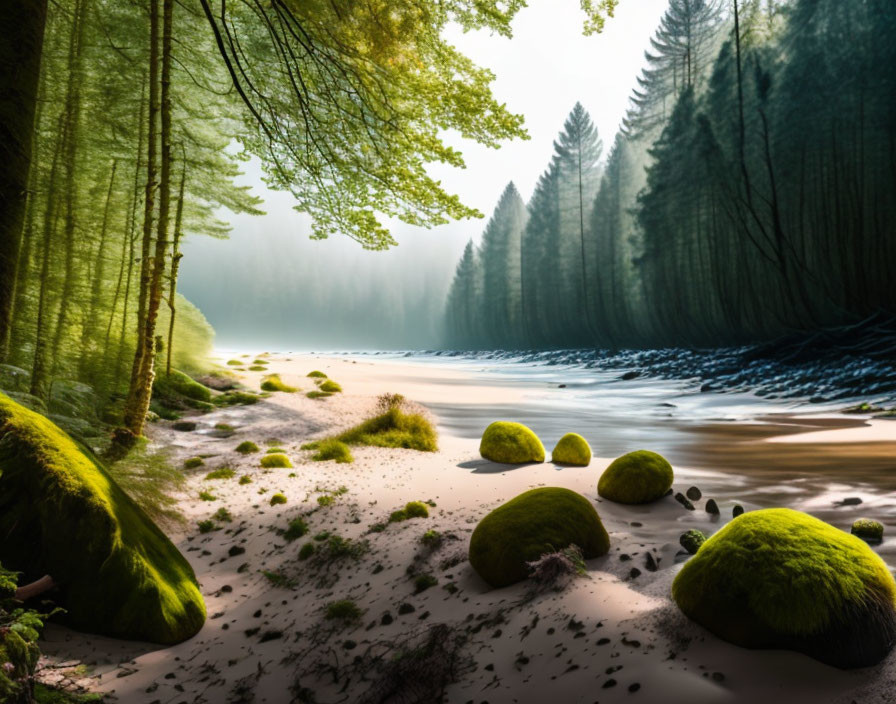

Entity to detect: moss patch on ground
[469,487,610,588]
[307,371,328,378]
[479,421,545,464]
[260,453,293,469]
[310,439,353,464]
[235,441,259,454]
[260,374,297,393]
[0,393,205,644]
[204,467,235,480]
[551,432,591,466]
[597,450,673,504]
[213,391,260,407]
[318,380,342,393]
[306,390,333,399]
[326,407,437,452]
[269,493,287,506]
[672,508,896,668]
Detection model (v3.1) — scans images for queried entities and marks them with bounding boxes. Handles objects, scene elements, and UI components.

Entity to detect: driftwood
[14,574,54,601]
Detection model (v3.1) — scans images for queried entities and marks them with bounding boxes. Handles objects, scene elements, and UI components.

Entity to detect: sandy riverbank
[37,353,896,703]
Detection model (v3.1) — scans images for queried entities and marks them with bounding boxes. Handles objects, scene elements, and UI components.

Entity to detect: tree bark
[0,0,48,362]
[166,158,186,376]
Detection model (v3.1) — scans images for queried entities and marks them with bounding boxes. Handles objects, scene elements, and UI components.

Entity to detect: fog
[178,0,669,351]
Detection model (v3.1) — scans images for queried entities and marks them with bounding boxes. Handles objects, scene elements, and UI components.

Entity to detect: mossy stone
[0,393,205,644]
[679,529,706,555]
[551,433,591,466]
[469,487,610,588]
[597,450,673,504]
[479,421,545,464]
[851,518,884,543]
[672,508,896,668]
[260,453,292,469]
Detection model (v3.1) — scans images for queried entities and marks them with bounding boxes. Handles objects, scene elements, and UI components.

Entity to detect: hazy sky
[179,0,670,350]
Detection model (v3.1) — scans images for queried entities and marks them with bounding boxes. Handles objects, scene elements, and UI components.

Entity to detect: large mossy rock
[479,421,545,464]
[0,393,205,644]
[597,450,673,504]
[672,508,896,668]
[469,487,610,588]
[551,432,591,466]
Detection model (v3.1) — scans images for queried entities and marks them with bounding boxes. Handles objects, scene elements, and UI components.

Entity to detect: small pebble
[705,498,719,515]
[686,486,702,501]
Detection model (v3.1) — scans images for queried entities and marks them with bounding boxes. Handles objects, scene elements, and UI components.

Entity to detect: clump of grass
[269,493,287,506]
[421,529,443,549]
[205,466,235,480]
[299,543,315,560]
[260,374,297,393]
[306,390,332,399]
[414,573,438,593]
[215,423,235,433]
[313,534,369,563]
[311,439,353,464]
[376,392,406,413]
[214,391,260,407]
[260,453,292,469]
[239,474,253,485]
[183,456,204,469]
[526,544,588,593]
[307,370,327,378]
[199,490,216,501]
[390,501,430,523]
[198,519,218,533]
[317,495,335,507]
[283,517,309,541]
[213,507,233,522]
[235,440,259,454]
[106,440,185,524]
[324,599,362,622]
[262,570,295,589]
[227,359,242,366]
[266,446,286,454]
[249,365,267,372]
[331,406,437,452]
[319,380,342,393]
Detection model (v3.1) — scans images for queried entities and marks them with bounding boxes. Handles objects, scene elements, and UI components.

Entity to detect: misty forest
[2,1,896,703]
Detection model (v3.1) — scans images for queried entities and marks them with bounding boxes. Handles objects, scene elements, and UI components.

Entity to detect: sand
[36,353,896,704]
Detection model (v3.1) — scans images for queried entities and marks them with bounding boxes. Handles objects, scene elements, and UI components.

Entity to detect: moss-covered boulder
[479,421,545,464]
[0,393,205,644]
[851,518,884,543]
[672,508,896,668]
[469,487,609,588]
[551,433,591,466]
[597,450,673,504]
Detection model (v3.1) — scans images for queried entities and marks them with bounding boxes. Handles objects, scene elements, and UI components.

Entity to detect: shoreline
[37,353,896,703]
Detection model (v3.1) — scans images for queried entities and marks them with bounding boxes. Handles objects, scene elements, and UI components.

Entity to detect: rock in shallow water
[679,529,706,555]
[686,486,702,501]
[598,450,674,504]
[674,492,695,510]
[851,518,884,543]
[705,498,720,515]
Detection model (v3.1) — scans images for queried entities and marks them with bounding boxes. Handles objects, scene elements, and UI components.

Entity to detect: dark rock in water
[674,492,695,510]
[835,497,863,507]
[851,519,884,543]
[686,486,702,501]
[705,499,720,515]
[172,420,197,432]
[629,568,641,579]
[645,553,659,572]
[621,371,640,381]
[679,530,706,555]
[664,488,674,497]
[619,553,631,562]
[558,384,567,388]
[732,504,744,518]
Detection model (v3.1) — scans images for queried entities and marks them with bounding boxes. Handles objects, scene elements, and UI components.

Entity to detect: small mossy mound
[469,487,610,588]
[679,529,706,555]
[852,518,884,543]
[235,441,259,454]
[551,433,591,466]
[248,365,267,372]
[597,450,673,504]
[226,359,242,366]
[261,453,292,469]
[333,407,437,452]
[205,467,235,480]
[306,390,332,399]
[307,371,328,378]
[269,493,287,506]
[311,439,353,464]
[479,421,545,464]
[672,508,896,668]
[404,501,429,518]
[152,370,213,413]
[183,456,204,469]
[213,391,260,407]
[319,380,342,393]
[0,393,205,644]
[260,374,297,393]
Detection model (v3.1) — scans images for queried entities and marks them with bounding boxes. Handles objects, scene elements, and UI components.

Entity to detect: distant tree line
[444,0,896,350]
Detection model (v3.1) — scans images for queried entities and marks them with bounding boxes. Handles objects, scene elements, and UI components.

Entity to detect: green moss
[679,529,706,555]
[420,529,442,548]
[260,453,292,469]
[311,439,353,464]
[213,507,233,522]
[325,599,362,621]
[265,446,286,454]
[319,380,342,393]
[332,407,437,452]
[199,490,217,501]
[307,371,328,378]
[299,542,315,560]
[32,683,103,704]
[551,433,591,466]
[284,517,309,541]
[235,441,259,454]
[205,467,235,480]
[260,374,297,393]
[306,390,333,399]
[479,421,545,464]
[404,501,429,518]
[597,450,673,504]
[227,359,242,366]
[153,369,213,404]
[248,365,267,372]
[672,508,896,668]
[183,456,204,469]
[269,493,287,506]
[414,573,438,593]
[238,475,253,485]
[851,518,884,543]
[213,391,260,407]
[198,519,218,533]
[0,392,205,644]
[469,487,610,588]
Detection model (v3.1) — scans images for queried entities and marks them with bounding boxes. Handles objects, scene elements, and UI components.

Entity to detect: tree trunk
[0,0,48,361]
[166,158,186,376]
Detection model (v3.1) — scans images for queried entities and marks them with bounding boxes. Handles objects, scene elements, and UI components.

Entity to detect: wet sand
[36,352,896,703]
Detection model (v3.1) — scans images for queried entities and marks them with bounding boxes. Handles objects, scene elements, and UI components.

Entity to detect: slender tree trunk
[166,159,186,376]
[124,0,172,436]
[0,0,48,361]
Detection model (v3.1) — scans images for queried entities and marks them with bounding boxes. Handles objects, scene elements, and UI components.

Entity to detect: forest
[444,0,896,350]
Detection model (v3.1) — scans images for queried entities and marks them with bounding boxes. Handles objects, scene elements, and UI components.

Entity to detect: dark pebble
[381,612,393,625]
[705,499,719,515]
[686,486,702,501]
[674,492,695,510]
[603,679,617,689]
[644,553,658,572]
[732,504,744,517]
[629,567,641,579]
[629,683,641,693]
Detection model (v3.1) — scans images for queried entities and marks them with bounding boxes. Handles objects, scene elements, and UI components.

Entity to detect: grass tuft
[311,439,353,464]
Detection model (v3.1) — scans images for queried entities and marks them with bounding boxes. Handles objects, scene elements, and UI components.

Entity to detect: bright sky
[179,0,671,348]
